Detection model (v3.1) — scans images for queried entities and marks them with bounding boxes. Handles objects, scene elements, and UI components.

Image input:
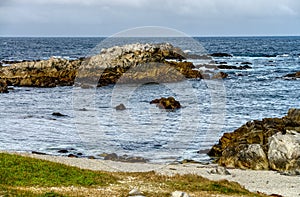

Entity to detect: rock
[0,79,8,93]
[115,103,126,110]
[210,53,232,57]
[1,43,203,88]
[211,72,228,79]
[241,61,253,65]
[102,153,148,163]
[67,154,78,158]
[32,151,47,155]
[150,97,181,111]
[209,166,231,175]
[208,108,300,172]
[58,149,68,153]
[172,191,190,197]
[283,71,300,79]
[217,65,252,70]
[268,131,300,173]
[52,112,67,117]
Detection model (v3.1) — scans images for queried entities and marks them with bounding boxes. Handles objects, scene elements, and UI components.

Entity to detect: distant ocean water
[0,36,299,163]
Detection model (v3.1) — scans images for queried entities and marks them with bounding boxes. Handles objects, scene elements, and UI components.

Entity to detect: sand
[14,153,300,197]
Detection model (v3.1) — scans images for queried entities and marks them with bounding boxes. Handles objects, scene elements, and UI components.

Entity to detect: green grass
[0,153,267,196]
[0,153,117,187]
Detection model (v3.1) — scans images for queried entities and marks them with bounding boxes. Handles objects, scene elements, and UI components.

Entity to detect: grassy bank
[0,153,267,196]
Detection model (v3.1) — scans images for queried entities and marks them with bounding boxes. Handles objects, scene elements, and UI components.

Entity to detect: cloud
[0,0,299,36]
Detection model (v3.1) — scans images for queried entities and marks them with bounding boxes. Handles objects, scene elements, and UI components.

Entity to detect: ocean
[0,36,299,163]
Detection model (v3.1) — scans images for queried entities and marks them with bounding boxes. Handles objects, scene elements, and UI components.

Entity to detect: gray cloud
[0,0,299,36]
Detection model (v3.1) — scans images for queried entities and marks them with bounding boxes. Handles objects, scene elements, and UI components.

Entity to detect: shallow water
[0,37,299,163]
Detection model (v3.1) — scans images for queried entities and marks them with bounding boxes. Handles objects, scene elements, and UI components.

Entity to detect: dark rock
[217,65,252,70]
[283,71,300,79]
[208,108,300,172]
[210,53,232,57]
[32,151,47,155]
[115,103,126,110]
[58,149,68,153]
[241,62,253,65]
[68,154,78,158]
[88,156,96,159]
[52,112,67,117]
[150,97,181,111]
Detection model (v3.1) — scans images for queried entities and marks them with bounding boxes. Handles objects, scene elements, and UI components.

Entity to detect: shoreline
[9,152,300,197]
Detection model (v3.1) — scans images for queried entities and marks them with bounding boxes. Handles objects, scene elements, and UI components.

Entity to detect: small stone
[172,191,190,197]
[115,103,126,110]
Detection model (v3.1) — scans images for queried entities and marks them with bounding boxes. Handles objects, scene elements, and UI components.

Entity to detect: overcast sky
[0,0,299,36]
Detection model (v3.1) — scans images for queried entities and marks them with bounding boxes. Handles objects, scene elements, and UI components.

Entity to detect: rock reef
[0,43,206,88]
[208,108,300,174]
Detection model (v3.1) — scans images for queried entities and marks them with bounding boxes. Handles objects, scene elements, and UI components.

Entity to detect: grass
[0,153,268,197]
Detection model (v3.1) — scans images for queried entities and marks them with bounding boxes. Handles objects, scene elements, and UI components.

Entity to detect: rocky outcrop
[0,43,204,88]
[115,103,126,110]
[77,43,203,87]
[150,97,181,111]
[0,79,8,93]
[208,108,300,173]
[0,58,81,87]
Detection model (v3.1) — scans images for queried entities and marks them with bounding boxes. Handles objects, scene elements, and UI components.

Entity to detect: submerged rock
[115,103,126,110]
[210,53,232,57]
[208,108,300,173]
[217,65,252,70]
[150,97,181,111]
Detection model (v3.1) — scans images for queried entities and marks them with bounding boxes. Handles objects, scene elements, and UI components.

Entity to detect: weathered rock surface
[150,97,181,111]
[0,58,81,87]
[0,43,203,88]
[78,43,203,87]
[208,108,300,173]
[0,79,8,93]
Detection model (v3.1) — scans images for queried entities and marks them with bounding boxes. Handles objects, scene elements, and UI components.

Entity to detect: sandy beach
[15,153,300,197]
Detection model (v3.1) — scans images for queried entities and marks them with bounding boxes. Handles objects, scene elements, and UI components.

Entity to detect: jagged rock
[0,43,203,88]
[150,97,181,111]
[115,103,126,110]
[211,72,228,79]
[0,79,8,93]
[268,131,300,173]
[210,53,232,57]
[208,108,300,172]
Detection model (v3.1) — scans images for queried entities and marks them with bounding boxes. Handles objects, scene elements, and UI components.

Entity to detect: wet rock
[210,53,232,57]
[58,149,69,153]
[32,151,47,155]
[172,191,190,197]
[208,108,300,172]
[150,97,181,111]
[0,79,8,93]
[283,71,300,79]
[241,61,253,65]
[211,72,228,79]
[115,103,126,110]
[67,154,78,158]
[217,65,252,70]
[52,112,67,117]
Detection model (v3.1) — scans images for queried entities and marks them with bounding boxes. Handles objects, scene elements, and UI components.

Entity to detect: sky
[0,0,300,36]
